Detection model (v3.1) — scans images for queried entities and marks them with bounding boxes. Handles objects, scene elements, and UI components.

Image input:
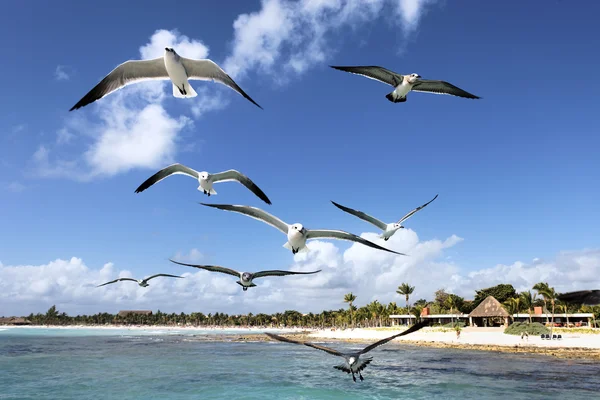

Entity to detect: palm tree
[533,282,551,323]
[343,293,357,329]
[557,301,569,328]
[520,291,535,323]
[503,297,521,323]
[397,283,415,325]
[446,295,458,328]
[537,286,557,338]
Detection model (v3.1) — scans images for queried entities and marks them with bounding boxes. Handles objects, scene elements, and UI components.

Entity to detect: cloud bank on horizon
[1,228,598,316]
[30,0,436,182]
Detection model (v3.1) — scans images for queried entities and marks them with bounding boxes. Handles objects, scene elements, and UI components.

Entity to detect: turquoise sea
[1,328,599,399]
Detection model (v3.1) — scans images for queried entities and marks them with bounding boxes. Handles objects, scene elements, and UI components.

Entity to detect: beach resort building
[390,306,469,326]
[0,317,32,326]
[512,306,594,327]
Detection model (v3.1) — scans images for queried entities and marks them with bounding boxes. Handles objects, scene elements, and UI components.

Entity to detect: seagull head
[291,223,306,234]
[407,73,421,83]
[348,357,356,366]
[242,272,252,282]
[393,223,404,230]
[198,172,210,182]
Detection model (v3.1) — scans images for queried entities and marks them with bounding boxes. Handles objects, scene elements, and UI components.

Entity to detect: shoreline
[3,324,600,360]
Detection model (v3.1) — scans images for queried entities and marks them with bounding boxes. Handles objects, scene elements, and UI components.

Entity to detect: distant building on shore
[117,310,153,318]
[0,317,32,326]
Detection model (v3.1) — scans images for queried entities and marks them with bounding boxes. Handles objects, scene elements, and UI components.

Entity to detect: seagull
[169,259,321,291]
[70,47,262,111]
[96,274,184,288]
[331,194,438,241]
[200,203,407,256]
[557,290,600,305]
[134,163,272,205]
[329,65,480,103]
[265,319,429,382]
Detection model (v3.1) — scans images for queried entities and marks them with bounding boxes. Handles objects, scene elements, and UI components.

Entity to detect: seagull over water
[70,47,262,111]
[169,259,321,291]
[557,290,600,305]
[329,65,480,103]
[96,274,184,288]
[134,163,272,205]
[265,320,429,382]
[200,203,407,256]
[331,194,438,241]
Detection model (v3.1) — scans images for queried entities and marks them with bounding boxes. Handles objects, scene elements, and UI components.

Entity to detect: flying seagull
[265,319,430,382]
[329,65,480,103]
[169,259,321,291]
[331,194,438,241]
[96,274,184,288]
[70,47,262,111]
[557,290,600,305]
[134,163,272,205]
[200,203,407,256]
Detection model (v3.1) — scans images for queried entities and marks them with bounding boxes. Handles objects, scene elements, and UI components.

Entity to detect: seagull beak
[416,75,421,79]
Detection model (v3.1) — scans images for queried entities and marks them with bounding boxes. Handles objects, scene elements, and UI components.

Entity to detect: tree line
[8,282,600,328]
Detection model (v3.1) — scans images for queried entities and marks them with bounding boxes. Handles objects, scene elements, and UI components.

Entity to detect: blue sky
[1,0,599,315]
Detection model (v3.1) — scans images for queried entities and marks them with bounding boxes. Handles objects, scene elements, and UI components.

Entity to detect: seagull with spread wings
[331,194,438,241]
[134,163,272,205]
[329,65,480,103]
[96,274,184,288]
[200,203,407,256]
[557,290,600,305]
[169,259,320,291]
[70,48,262,111]
[265,319,429,382]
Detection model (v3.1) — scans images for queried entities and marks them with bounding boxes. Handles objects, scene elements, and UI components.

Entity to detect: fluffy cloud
[33,1,437,181]
[223,0,437,79]
[3,228,597,317]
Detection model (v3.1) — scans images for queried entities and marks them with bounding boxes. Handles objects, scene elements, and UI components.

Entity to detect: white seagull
[135,163,272,205]
[265,319,429,382]
[329,65,480,103]
[70,47,262,111]
[169,259,321,291]
[96,274,184,288]
[557,290,600,305]
[200,203,407,256]
[331,194,438,241]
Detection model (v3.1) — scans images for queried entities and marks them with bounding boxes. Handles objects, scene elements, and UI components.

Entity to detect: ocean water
[1,328,599,400]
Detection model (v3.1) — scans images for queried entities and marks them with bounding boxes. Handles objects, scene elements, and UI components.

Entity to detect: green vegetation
[504,322,549,336]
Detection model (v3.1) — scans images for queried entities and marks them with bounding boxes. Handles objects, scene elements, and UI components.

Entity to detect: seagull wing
[306,229,407,256]
[557,290,600,305]
[397,194,439,224]
[96,278,137,287]
[329,65,402,87]
[70,57,169,111]
[210,170,272,205]
[134,163,200,193]
[200,203,289,234]
[265,333,344,357]
[144,274,185,282]
[359,319,430,355]
[331,201,387,230]
[252,269,321,279]
[180,58,262,109]
[411,80,480,99]
[169,260,240,278]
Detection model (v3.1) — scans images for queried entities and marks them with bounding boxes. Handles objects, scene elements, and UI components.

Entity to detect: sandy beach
[4,324,600,359]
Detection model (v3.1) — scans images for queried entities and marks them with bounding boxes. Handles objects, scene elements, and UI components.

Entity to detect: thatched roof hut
[117,310,153,317]
[469,296,509,317]
[0,317,32,325]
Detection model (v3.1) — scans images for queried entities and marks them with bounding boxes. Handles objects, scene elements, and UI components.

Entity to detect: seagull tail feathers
[172,82,198,99]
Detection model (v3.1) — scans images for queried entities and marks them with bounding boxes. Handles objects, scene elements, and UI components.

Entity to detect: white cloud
[3,227,597,317]
[6,182,26,193]
[223,0,437,79]
[55,65,70,81]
